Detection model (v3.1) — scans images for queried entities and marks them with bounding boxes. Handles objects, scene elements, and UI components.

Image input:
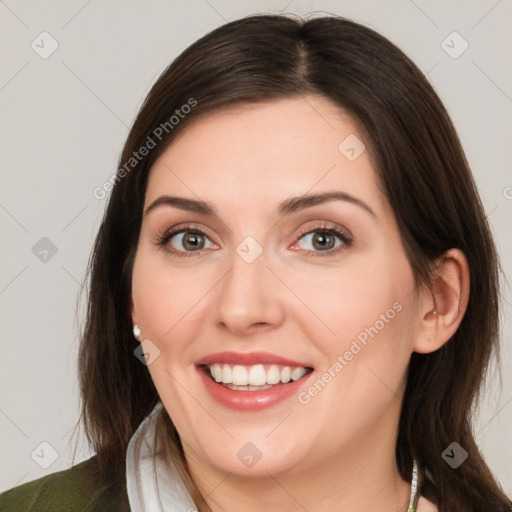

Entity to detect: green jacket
[0,456,130,511]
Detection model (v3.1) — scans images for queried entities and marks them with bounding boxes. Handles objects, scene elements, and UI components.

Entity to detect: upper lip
[196,351,313,368]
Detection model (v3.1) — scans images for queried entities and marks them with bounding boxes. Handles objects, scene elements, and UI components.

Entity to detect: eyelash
[155,222,353,258]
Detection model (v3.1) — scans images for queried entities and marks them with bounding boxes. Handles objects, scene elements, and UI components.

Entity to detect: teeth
[232,365,249,386]
[248,365,266,386]
[213,364,223,382]
[291,367,307,381]
[221,364,233,384]
[225,383,274,391]
[267,365,281,385]
[281,366,291,383]
[208,363,308,387]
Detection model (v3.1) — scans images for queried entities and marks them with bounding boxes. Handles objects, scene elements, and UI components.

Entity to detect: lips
[195,351,314,411]
[196,351,313,368]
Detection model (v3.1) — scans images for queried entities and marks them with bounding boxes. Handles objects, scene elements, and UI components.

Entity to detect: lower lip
[197,367,313,411]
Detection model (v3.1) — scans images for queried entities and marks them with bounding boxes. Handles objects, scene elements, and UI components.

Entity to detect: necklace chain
[407,459,419,512]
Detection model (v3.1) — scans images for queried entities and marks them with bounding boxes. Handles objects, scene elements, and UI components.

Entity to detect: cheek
[131,251,209,345]
[131,254,212,427]
[288,253,418,415]
[290,256,414,350]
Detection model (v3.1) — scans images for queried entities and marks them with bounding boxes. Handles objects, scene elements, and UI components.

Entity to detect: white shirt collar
[125,402,197,511]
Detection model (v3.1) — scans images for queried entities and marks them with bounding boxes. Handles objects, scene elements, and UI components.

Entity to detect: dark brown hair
[78,13,511,511]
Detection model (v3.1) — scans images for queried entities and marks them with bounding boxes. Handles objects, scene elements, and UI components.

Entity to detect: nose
[214,244,286,336]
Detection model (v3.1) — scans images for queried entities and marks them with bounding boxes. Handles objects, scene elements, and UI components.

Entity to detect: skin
[131,95,469,511]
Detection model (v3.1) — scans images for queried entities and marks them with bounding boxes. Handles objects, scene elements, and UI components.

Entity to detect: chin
[193,432,310,478]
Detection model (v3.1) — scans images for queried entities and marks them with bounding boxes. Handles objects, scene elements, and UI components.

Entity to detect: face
[131,95,421,479]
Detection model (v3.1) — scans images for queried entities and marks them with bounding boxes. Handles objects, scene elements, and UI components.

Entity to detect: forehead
[145,95,386,216]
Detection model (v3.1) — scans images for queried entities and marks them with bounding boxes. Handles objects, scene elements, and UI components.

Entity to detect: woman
[1,13,510,512]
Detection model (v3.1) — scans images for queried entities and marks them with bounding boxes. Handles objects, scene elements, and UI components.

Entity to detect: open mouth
[200,363,314,392]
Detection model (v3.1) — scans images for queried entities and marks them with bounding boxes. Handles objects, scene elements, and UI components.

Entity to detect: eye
[156,222,352,258]
[293,224,352,257]
[156,224,216,257]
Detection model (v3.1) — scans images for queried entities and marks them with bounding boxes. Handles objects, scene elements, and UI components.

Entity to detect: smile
[206,363,311,390]
[195,351,314,411]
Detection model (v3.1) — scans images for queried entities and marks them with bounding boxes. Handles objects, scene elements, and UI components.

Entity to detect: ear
[413,248,470,354]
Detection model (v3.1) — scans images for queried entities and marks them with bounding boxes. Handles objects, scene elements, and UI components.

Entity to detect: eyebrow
[144,191,376,219]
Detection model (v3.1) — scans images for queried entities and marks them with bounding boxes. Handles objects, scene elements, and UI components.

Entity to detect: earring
[433,310,438,316]
[133,324,141,340]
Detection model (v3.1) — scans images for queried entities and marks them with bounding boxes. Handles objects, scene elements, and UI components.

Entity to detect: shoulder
[0,455,130,512]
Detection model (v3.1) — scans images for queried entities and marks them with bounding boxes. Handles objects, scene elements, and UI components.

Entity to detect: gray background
[1,0,511,495]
